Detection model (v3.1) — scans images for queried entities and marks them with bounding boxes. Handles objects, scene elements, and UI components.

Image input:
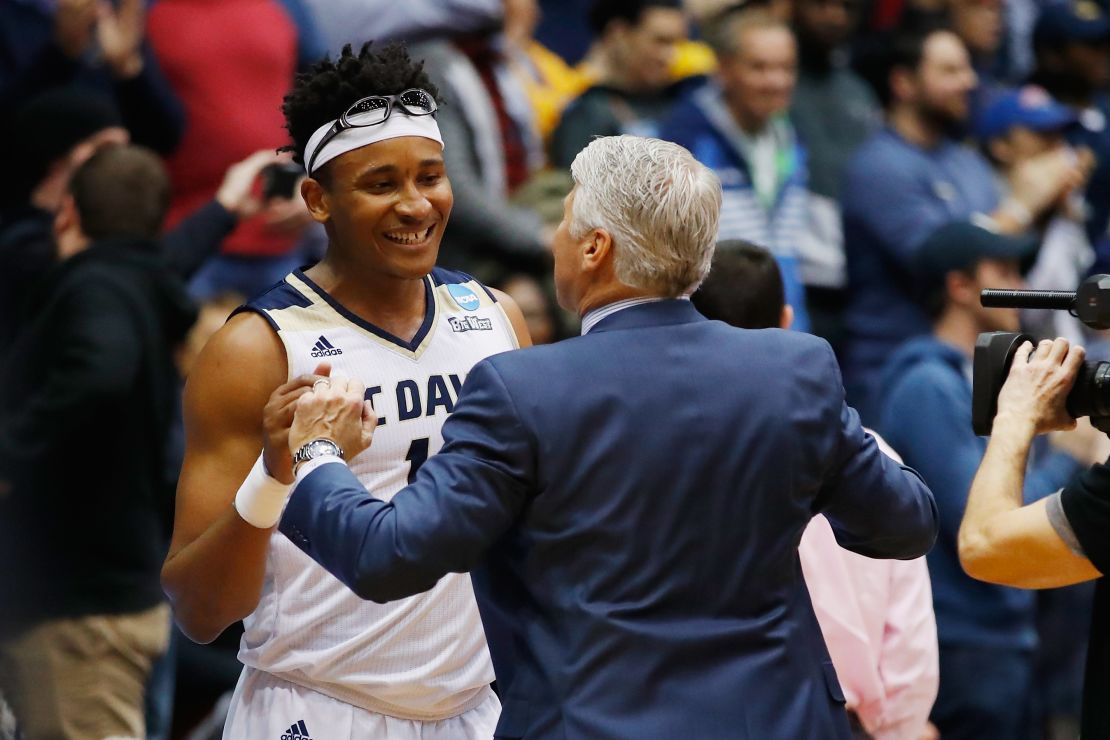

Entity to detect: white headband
[303,114,444,175]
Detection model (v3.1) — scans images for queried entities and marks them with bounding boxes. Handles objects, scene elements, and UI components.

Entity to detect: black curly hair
[281,42,441,176]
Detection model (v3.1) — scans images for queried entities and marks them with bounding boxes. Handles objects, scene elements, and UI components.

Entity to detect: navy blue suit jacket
[280,300,938,739]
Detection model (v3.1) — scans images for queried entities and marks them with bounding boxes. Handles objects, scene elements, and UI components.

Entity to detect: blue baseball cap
[976,85,1078,141]
[914,220,1040,278]
[1033,0,1110,48]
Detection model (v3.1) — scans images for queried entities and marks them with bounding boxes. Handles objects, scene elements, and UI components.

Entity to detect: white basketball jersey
[235,267,517,720]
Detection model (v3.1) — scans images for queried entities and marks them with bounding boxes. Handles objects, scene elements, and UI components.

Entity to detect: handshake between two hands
[261,362,378,484]
[996,338,1110,464]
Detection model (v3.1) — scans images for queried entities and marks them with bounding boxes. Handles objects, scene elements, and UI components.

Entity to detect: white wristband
[233,454,293,529]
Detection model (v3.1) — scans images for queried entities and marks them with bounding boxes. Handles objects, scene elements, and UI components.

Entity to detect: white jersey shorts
[222,668,500,740]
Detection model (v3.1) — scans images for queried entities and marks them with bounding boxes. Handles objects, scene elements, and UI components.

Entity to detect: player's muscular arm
[490,288,533,349]
[161,313,291,644]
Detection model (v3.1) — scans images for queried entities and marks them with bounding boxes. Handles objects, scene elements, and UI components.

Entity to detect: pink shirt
[799,436,939,739]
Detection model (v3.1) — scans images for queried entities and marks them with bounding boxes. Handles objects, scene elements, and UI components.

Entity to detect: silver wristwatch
[292,438,344,472]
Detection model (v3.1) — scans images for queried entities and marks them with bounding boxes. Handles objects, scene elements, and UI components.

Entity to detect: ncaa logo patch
[448,284,481,312]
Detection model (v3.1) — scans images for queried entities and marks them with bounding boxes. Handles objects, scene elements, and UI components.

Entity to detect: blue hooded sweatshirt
[876,335,1082,650]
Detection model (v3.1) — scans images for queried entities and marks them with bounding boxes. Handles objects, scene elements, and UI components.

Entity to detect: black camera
[972,274,1110,435]
[260,162,303,200]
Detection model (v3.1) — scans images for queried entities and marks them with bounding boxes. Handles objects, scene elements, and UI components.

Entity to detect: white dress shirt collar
[580,296,690,335]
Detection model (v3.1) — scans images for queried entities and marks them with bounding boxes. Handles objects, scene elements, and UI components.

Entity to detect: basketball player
[160,43,530,738]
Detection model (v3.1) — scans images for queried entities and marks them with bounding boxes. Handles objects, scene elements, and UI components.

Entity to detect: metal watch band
[293,438,344,469]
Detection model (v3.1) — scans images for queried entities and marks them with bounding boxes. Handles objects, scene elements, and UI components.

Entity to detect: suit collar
[587,299,706,334]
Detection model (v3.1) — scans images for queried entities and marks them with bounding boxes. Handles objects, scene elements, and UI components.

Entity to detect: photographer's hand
[960,337,1101,589]
[994,338,1083,437]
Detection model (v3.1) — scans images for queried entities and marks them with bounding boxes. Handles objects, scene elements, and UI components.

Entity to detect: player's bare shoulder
[169,310,290,558]
[183,310,289,431]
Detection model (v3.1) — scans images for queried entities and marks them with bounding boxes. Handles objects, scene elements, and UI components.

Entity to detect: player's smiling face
[314,136,453,279]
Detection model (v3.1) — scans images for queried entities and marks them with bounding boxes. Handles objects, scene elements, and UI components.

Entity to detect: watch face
[307,439,338,458]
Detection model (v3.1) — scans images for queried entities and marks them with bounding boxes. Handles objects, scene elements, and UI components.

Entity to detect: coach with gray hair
[274,135,938,739]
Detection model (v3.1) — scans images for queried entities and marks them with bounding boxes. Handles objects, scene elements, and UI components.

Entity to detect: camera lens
[1067,361,1110,420]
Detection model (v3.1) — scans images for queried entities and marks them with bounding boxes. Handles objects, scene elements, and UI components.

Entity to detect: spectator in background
[694,242,940,740]
[302,0,503,54]
[790,0,881,344]
[413,33,551,279]
[147,0,326,301]
[977,85,1095,344]
[533,0,726,69]
[0,144,196,740]
[792,0,880,205]
[1001,0,1042,82]
[493,272,561,344]
[874,220,1102,739]
[860,0,948,35]
[550,0,692,167]
[661,8,813,332]
[691,240,794,330]
[948,0,1007,118]
[0,87,126,351]
[685,0,792,25]
[0,88,292,356]
[841,24,1079,417]
[590,0,719,81]
[0,0,183,155]
[505,0,597,141]
[534,0,598,63]
[1028,2,1110,273]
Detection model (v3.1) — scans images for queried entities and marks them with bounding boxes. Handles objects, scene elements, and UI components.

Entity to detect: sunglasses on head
[306,89,438,176]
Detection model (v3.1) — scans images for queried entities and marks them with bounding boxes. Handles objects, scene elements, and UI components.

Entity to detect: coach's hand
[289,374,377,464]
[262,363,331,483]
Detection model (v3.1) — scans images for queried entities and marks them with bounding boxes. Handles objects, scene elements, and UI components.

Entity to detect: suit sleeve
[280,359,533,602]
[814,345,939,559]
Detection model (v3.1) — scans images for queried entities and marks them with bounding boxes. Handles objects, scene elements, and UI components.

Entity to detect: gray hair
[569,136,722,297]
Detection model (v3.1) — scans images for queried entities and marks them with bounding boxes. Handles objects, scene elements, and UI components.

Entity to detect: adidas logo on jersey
[448,315,493,333]
[280,720,312,740]
[310,335,343,357]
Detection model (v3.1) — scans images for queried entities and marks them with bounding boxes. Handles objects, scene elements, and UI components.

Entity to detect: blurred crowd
[3,0,1110,737]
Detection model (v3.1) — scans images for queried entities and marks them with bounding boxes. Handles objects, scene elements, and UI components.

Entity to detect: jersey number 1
[405,438,430,483]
